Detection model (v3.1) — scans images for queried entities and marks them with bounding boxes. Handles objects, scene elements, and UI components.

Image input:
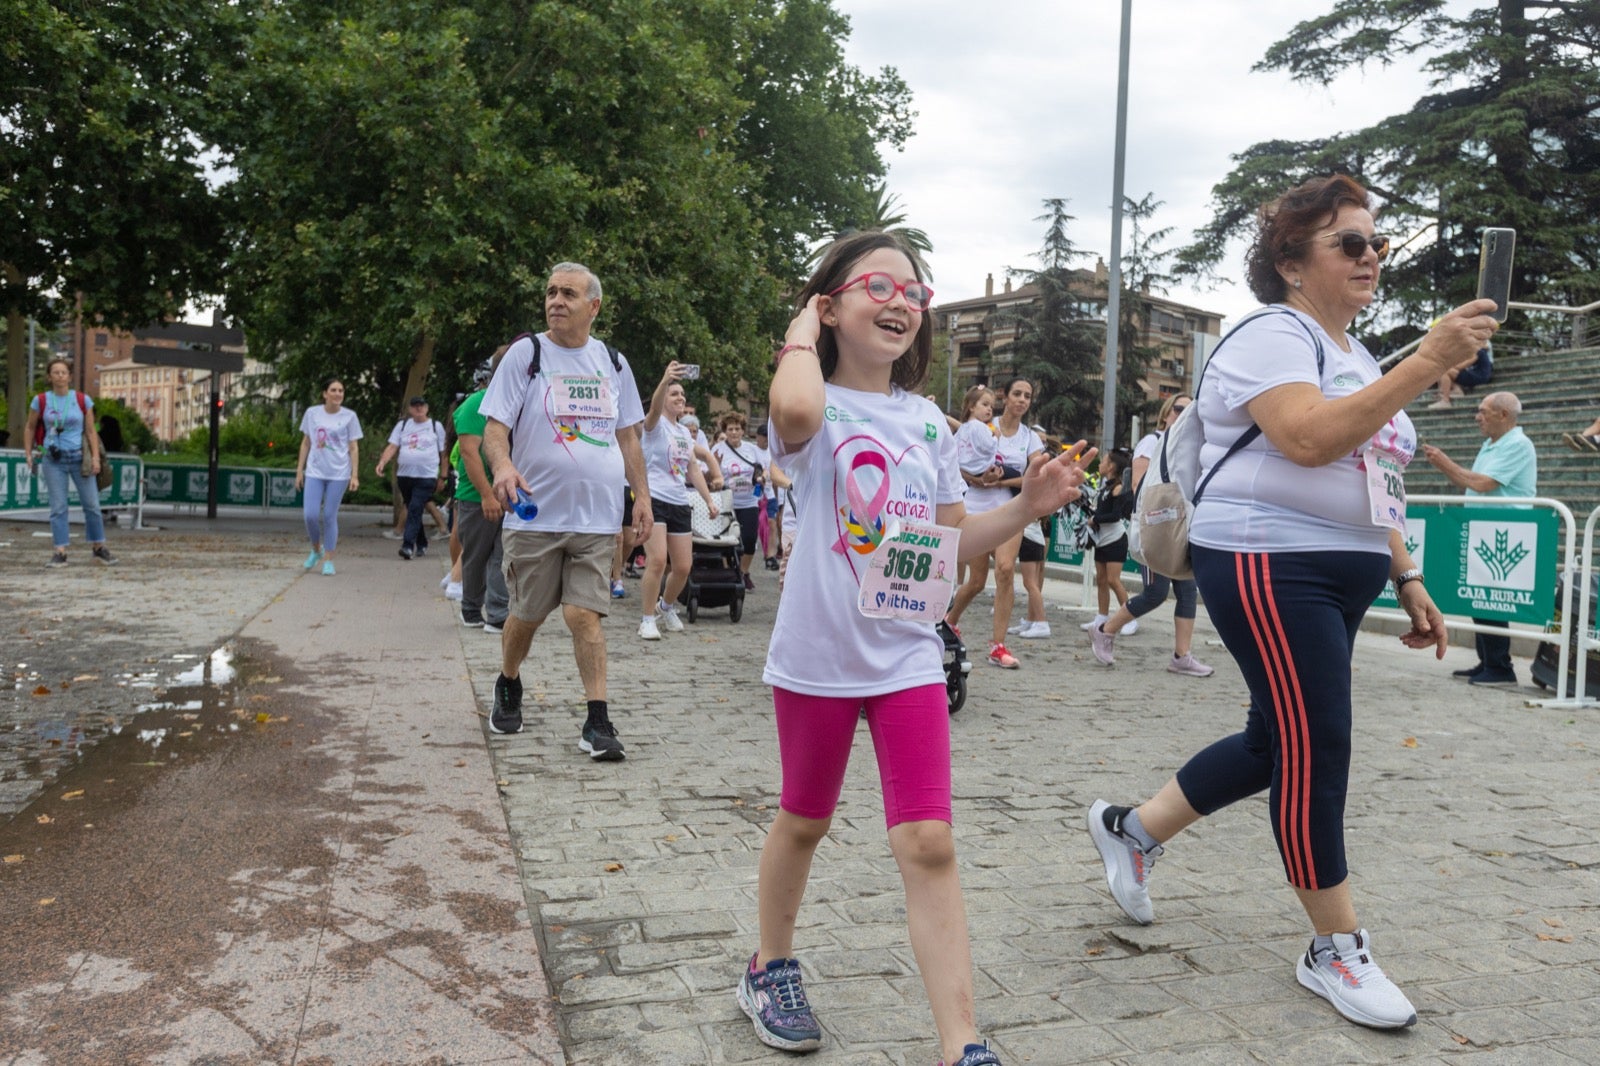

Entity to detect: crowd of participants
[196,172,1561,1065]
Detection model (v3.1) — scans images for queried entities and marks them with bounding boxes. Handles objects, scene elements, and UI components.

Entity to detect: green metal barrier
[1373,501,1560,625]
[140,463,303,510]
[1,450,141,510]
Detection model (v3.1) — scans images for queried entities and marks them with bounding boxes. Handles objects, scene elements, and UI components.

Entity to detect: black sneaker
[483,619,504,634]
[47,550,67,569]
[415,545,427,557]
[489,674,522,734]
[764,557,779,571]
[461,609,484,628]
[1451,664,1484,678]
[92,545,118,566]
[579,715,625,761]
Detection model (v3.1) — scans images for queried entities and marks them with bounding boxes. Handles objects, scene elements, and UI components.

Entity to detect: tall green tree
[1002,199,1104,437]
[1176,0,1600,337]
[1,0,235,444]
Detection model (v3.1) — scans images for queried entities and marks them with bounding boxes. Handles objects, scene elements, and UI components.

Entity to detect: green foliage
[1002,200,1105,438]
[177,407,302,465]
[213,0,907,419]
[1115,193,1174,440]
[1177,0,1600,338]
[90,395,160,455]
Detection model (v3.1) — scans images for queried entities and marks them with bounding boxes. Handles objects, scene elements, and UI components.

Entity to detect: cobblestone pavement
[462,570,1600,1065]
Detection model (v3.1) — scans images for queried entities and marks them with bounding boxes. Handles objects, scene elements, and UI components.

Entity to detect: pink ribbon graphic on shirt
[832,450,891,555]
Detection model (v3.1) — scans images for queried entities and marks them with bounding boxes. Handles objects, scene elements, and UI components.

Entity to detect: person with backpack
[1086,174,1500,1031]
[374,396,448,561]
[1087,393,1214,676]
[480,261,654,757]
[21,358,116,568]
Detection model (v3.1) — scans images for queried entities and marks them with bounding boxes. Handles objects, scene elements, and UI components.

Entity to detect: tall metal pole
[947,313,960,411]
[1101,0,1133,456]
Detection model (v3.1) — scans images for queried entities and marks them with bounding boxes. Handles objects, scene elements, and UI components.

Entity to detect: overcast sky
[839,0,1451,329]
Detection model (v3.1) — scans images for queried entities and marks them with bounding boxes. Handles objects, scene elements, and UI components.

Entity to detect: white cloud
[841,0,1450,327]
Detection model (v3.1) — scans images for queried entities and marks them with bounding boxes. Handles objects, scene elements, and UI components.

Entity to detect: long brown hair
[795,231,934,392]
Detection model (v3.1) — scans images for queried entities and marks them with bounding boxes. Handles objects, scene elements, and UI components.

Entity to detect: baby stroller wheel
[729,594,743,623]
[947,672,968,714]
[686,595,699,624]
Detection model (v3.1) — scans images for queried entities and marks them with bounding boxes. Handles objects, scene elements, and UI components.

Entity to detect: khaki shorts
[502,530,615,623]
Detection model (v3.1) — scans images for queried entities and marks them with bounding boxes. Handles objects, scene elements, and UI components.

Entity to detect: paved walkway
[3,512,1598,1064]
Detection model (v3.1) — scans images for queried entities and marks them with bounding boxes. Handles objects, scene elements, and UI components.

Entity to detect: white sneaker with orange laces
[1296,929,1417,1029]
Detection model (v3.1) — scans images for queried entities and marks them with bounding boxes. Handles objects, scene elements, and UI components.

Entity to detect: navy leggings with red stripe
[1177,545,1389,891]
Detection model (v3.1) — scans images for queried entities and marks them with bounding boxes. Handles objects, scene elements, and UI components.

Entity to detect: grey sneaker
[47,550,68,568]
[1090,622,1115,666]
[1087,799,1161,924]
[92,545,118,566]
[579,715,625,761]
[1296,929,1417,1029]
[657,600,684,632]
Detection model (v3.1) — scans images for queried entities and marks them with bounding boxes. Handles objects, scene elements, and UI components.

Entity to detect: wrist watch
[1393,567,1424,594]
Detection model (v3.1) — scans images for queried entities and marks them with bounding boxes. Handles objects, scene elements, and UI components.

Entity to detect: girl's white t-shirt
[764,385,965,698]
[954,419,998,477]
[712,440,764,510]
[300,406,364,481]
[1190,306,1416,555]
[642,417,694,506]
[964,422,1042,514]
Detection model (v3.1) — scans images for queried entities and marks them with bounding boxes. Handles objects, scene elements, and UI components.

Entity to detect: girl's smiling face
[820,247,922,372]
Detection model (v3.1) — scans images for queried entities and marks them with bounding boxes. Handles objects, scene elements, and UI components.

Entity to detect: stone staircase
[1402,344,1600,524]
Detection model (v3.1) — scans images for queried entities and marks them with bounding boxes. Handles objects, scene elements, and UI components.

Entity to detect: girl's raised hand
[1019,440,1098,517]
[783,295,823,353]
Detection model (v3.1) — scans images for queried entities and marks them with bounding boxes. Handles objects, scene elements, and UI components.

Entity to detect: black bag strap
[519,332,623,378]
[1185,307,1327,505]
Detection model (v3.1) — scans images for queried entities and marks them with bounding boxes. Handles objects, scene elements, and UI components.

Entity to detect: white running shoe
[1296,929,1418,1029]
[1167,653,1214,677]
[1007,621,1027,635]
[638,615,661,640]
[444,581,463,602]
[1086,799,1160,924]
[657,600,685,632]
[1080,614,1107,632]
[1019,621,1051,639]
[1119,618,1139,636]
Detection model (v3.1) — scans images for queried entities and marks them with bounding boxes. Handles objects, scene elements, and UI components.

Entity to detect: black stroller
[939,620,970,713]
[677,490,745,623]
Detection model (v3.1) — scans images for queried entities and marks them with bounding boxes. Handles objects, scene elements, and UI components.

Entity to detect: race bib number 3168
[857,521,960,623]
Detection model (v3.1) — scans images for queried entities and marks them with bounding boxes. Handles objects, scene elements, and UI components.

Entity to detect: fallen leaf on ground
[255,712,272,723]
[603,862,624,872]
[35,815,52,825]
[4,855,23,864]
[1537,933,1574,943]
[1542,916,1565,928]
[61,790,84,800]
[39,898,55,906]
[32,685,50,696]
[1401,737,1418,748]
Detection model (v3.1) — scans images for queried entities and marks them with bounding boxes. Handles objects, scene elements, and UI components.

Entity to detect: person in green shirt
[454,350,510,630]
[1421,390,1538,684]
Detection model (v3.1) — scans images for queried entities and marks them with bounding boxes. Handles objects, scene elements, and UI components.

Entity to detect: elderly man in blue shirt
[1421,390,1538,685]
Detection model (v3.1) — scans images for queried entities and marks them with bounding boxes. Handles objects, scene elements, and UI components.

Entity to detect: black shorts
[1094,533,1129,564]
[652,497,693,535]
[1018,536,1045,564]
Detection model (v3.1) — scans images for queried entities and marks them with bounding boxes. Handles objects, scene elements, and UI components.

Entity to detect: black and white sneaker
[461,609,485,628]
[92,545,118,566]
[399,546,414,560]
[579,716,626,761]
[489,674,523,734]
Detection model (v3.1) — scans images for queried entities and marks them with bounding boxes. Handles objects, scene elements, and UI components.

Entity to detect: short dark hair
[1244,174,1373,303]
[795,230,933,392]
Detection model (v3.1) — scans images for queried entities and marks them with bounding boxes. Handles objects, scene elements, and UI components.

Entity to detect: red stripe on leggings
[1234,554,1317,890]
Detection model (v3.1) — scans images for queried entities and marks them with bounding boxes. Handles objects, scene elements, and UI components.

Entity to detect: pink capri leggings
[773,684,951,829]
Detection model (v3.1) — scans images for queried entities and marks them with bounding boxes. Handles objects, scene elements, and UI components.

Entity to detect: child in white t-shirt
[738,232,1096,1066]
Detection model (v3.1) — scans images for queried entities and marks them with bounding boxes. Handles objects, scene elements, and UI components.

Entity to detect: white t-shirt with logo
[387,418,446,478]
[643,417,695,506]
[964,422,1042,514]
[300,406,364,481]
[479,333,646,534]
[763,385,965,698]
[954,419,998,477]
[712,440,764,510]
[1190,306,1416,555]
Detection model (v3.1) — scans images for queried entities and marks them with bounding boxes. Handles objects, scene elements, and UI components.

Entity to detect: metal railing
[1376,297,1600,369]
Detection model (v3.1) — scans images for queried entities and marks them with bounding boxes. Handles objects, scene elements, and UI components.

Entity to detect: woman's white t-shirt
[964,422,1042,514]
[764,385,965,698]
[642,417,694,506]
[1190,306,1416,555]
[712,440,764,510]
[300,406,363,481]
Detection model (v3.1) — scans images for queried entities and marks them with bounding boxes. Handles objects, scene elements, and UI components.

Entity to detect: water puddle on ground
[2,643,274,818]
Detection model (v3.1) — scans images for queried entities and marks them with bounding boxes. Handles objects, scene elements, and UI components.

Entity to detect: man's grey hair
[1486,391,1521,418]
[550,261,602,301]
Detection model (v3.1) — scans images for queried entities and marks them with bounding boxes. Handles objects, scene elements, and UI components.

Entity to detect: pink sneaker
[1167,653,1214,677]
[987,642,1019,669]
[1089,623,1115,665]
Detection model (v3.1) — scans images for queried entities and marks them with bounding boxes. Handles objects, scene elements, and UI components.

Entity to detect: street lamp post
[947,312,960,411]
[1101,0,1133,456]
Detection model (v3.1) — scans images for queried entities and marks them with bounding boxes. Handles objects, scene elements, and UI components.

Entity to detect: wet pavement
[1,511,561,1065]
[4,508,1599,1065]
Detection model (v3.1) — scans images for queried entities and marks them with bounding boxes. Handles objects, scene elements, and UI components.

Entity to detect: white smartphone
[1476,227,1516,322]
[679,364,701,380]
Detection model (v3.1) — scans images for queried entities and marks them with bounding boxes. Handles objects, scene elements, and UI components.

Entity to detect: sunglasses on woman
[827,272,935,312]
[1301,230,1390,261]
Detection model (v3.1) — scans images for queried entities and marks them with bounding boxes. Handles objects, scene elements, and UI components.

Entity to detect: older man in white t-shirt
[481,262,654,758]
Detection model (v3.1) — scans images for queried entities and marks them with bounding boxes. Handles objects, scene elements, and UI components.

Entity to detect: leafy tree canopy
[1176,0,1600,339]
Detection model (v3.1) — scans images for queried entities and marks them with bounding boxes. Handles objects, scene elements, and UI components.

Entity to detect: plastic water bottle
[513,489,539,521]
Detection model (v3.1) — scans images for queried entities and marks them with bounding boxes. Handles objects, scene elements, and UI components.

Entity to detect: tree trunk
[4,264,27,449]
